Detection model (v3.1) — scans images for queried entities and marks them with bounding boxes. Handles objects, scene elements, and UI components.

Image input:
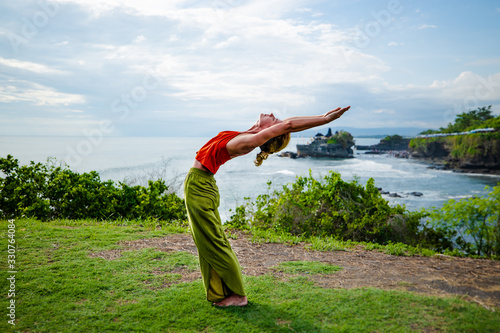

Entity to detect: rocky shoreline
[378,188,423,198]
[409,131,500,176]
[411,157,500,176]
[283,130,500,176]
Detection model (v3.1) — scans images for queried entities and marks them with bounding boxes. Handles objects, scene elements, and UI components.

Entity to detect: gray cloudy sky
[1,0,499,137]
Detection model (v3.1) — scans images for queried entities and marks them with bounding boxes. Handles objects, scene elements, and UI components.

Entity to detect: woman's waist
[192,160,214,174]
[187,161,215,180]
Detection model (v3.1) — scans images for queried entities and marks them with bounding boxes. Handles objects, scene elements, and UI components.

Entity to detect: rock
[355,137,411,151]
[279,151,298,159]
[410,192,423,197]
[427,165,445,170]
[364,150,386,155]
[296,130,355,158]
[378,188,390,195]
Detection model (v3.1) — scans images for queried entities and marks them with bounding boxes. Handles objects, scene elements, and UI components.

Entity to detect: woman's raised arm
[284,106,350,133]
[228,106,350,155]
[254,106,350,143]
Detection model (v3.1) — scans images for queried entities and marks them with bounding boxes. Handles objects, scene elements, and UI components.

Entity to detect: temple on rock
[296,128,355,158]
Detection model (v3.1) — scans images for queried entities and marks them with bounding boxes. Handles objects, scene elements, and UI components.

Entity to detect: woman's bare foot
[213,293,248,307]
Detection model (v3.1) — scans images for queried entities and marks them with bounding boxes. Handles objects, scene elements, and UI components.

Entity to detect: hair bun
[253,132,290,166]
[254,151,269,166]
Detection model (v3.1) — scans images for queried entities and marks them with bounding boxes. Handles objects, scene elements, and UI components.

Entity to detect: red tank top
[195,131,241,174]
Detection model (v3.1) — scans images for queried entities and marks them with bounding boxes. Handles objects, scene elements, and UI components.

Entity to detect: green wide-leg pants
[183,168,246,302]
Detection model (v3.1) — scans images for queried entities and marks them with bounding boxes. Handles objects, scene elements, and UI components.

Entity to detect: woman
[184,106,350,307]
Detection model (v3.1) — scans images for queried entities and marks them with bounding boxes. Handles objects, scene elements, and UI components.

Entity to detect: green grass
[1,219,499,332]
[247,227,438,257]
[273,261,342,275]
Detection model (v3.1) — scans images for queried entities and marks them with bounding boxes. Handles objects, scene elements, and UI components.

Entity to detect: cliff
[356,137,411,151]
[409,132,500,174]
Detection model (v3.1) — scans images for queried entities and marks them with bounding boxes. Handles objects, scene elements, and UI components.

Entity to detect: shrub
[227,171,431,245]
[0,155,187,222]
[426,184,500,257]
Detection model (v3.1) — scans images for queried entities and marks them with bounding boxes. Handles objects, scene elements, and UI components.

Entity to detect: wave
[330,160,436,179]
[445,195,474,200]
[275,169,295,176]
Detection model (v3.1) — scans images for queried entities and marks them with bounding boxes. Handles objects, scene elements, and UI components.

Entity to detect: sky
[1,0,499,137]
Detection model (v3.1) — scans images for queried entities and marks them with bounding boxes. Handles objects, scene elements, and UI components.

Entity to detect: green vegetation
[445,105,495,133]
[0,155,187,222]
[227,171,449,251]
[427,185,500,257]
[408,135,439,152]
[228,171,500,259]
[448,132,500,159]
[246,227,438,257]
[410,132,500,159]
[410,106,500,162]
[326,130,355,148]
[419,106,499,135]
[1,154,499,330]
[2,219,499,332]
[272,261,342,275]
[381,134,406,144]
[2,153,498,258]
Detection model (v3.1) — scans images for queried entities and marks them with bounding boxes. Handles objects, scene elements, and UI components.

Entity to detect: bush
[427,184,500,257]
[0,155,187,222]
[227,171,432,246]
[381,134,405,144]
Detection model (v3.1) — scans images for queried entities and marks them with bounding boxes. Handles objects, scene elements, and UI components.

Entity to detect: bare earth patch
[89,232,500,310]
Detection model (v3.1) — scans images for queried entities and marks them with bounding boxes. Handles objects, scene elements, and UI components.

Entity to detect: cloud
[213,36,240,49]
[0,80,85,106]
[466,57,500,66]
[148,42,389,107]
[1,0,498,137]
[388,41,401,47]
[54,2,387,110]
[56,0,185,17]
[418,24,437,30]
[430,71,500,101]
[0,57,68,74]
[132,35,145,43]
[335,71,500,129]
[295,7,323,17]
[373,109,395,114]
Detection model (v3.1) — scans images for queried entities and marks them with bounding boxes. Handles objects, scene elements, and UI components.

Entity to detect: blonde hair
[254,133,291,166]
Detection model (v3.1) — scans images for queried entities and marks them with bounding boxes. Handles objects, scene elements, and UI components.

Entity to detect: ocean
[1,136,499,221]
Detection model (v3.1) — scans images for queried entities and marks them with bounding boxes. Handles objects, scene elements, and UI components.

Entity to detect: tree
[381,134,405,144]
[447,106,494,132]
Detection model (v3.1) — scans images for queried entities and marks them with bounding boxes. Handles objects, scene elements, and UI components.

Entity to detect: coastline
[411,156,500,177]
[409,156,500,176]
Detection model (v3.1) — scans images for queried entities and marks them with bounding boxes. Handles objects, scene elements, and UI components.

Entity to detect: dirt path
[91,232,500,310]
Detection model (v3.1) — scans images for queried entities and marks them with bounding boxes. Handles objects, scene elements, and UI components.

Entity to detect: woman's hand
[323,106,350,123]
